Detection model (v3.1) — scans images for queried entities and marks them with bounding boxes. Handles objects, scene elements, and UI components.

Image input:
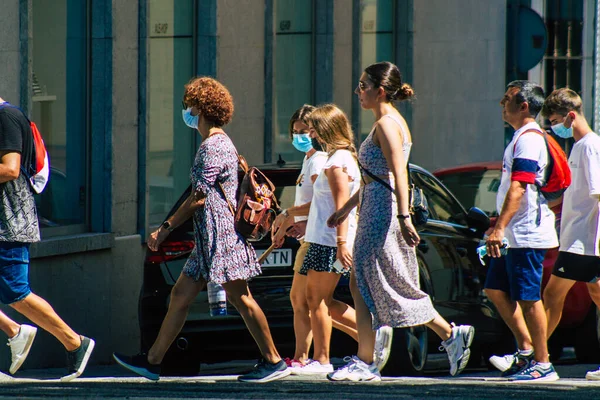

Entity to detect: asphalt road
[0,357,599,400]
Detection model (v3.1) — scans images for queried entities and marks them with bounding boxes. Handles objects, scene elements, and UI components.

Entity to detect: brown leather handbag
[219,154,280,242]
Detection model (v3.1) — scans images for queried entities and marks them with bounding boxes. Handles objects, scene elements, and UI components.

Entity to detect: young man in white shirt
[540,88,600,381]
[484,81,559,382]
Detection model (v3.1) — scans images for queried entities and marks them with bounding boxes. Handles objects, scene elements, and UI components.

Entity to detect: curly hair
[183,77,234,127]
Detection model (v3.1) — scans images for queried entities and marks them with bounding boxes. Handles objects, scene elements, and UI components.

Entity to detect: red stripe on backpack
[28,121,50,194]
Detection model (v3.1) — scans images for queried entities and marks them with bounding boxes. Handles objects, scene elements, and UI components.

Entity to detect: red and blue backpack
[0,103,49,194]
[513,128,571,201]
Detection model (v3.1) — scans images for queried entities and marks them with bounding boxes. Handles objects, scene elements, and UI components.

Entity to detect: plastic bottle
[477,238,510,265]
[207,282,227,317]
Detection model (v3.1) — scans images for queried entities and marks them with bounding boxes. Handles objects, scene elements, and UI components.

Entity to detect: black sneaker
[60,336,96,382]
[113,352,161,381]
[238,358,290,383]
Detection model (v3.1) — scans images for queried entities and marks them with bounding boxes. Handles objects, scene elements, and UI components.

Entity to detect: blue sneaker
[113,352,161,381]
[509,360,559,382]
[238,358,291,383]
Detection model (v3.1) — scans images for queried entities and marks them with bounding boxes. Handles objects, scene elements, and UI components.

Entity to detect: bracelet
[337,240,347,245]
[397,214,411,220]
[281,209,290,218]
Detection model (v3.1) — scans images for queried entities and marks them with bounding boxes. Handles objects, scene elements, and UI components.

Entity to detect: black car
[138,163,510,376]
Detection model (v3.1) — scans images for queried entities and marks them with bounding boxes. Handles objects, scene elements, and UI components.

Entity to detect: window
[358,0,395,142]
[414,172,467,225]
[273,0,314,164]
[530,0,595,122]
[147,0,196,226]
[31,0,88,233]
[437,169,502,218]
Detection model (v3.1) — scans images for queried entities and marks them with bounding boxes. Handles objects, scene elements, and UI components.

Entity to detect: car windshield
[437,169,501,218]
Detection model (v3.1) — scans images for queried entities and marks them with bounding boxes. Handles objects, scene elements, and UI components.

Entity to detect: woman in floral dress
[113,77,289,383]
[327,62,475,381]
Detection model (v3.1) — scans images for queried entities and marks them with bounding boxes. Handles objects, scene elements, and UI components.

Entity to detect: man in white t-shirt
[540,88,600,381]
[484,81,559,382]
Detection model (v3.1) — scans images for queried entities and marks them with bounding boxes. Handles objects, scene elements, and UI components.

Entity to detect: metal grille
[543,0,585,94]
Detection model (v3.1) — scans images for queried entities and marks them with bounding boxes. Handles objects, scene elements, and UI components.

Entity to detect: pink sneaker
[284,357,308,368]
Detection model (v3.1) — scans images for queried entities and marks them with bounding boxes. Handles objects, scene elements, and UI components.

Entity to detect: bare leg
[331,313,358,341]
[147,273,205,364]
[350,271,376,364]
[543,275,575,338]
[328,297,358,341]
[0,311,19,338]
[586,280,600,307]
[10,293,80,351]
[290,272,312,362]
[424,314,452,341]
[223,279,281,364]
[519,300,549,363]
[305,270,346,365]
[485,288,533,350]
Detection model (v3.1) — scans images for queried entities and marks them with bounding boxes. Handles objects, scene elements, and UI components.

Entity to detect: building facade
[1,0,592,370]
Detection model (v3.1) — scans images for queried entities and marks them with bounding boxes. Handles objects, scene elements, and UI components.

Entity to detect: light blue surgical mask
[551,121,573,139]
[182,107,199,129]
[292,133,313,153]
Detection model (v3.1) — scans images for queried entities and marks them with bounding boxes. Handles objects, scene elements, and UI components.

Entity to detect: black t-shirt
[0,102,40,242]
[0,103,33,168]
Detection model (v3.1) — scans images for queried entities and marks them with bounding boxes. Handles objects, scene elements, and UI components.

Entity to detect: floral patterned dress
[354,114,437,329]
[182,133,261,284]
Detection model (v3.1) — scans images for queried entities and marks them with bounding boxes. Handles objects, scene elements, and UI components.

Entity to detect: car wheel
[161,336,201,376]
[574,306,600,363]
[382,325,428,376]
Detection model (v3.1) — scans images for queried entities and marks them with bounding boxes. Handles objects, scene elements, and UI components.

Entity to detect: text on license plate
[255,248,292,267]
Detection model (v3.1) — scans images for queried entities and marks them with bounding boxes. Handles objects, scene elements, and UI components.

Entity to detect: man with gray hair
[484,81,559,382]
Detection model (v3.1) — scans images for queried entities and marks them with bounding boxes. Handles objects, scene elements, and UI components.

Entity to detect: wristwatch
[281,209,290,218]
[161,220,175,232]
[397,214,411,220]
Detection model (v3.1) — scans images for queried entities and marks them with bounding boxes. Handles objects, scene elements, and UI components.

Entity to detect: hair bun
[399,83,414,100]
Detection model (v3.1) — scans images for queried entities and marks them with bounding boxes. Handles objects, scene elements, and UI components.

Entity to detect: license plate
[255,248,293,267]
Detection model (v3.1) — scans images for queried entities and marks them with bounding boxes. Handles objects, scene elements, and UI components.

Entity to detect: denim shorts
[484,248,547,301]
[0,242,32,304]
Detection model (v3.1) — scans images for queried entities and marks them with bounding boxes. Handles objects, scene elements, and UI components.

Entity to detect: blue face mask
[292,133,313,153]
[182,107,199,129]
[551,121,573,139]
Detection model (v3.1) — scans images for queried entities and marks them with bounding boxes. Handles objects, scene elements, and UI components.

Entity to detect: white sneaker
[439,323,475,376]
[489,352,516,372]
[8,324,37,374]
[290,360,334,375]
[373,326,393,371]
[586,367,600,381]
[327,355,381,382]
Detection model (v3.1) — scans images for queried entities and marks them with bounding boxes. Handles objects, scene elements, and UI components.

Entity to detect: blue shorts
[0,242,32,304]
[484,248,546,301]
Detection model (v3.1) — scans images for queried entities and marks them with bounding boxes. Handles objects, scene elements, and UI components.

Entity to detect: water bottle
[207,282,227,317]
[477,238,509,265]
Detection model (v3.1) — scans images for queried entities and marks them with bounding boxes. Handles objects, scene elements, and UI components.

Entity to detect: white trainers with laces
[439,323,475,376]
[586,367,600,381]
[373,326,393,371]
[290,360,334,375]
[8,324,37,374]
[489,352,516,372]
[327,355,381,382]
